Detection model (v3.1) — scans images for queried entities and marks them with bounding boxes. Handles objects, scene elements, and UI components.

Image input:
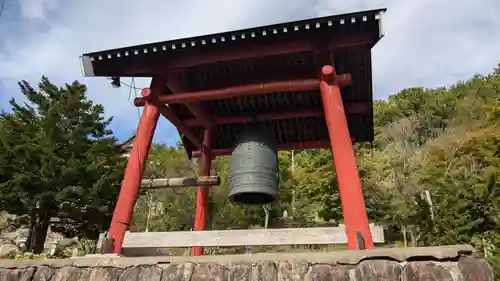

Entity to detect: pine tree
[0,77,125,253]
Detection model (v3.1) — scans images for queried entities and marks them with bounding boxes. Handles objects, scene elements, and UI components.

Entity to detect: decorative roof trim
[80,9,385,77]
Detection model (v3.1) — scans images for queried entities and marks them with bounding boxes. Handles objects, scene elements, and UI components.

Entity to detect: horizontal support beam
[140,176,220,189]
[104,226,384,250]
[134,79,321,106]
[192,140,330,158]
[186,109,322,127]
[184,103,370,127]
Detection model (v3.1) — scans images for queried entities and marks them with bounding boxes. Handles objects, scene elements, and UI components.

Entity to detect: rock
[17,268,35,281]
[304,265,330,281]
[51,267,90,281]
[0,269,19,281]
[228,264,251,281]
[161,263,195,281]
[138,266,162,281]
[278,261,309,281]
[403,262,454,281]
[192,263,228,281]
[0,268,35,281]
[305,265,350,281]
[88,267,123,281]
[117,267,141,281]
[458,257,494,281]
[252,261,277,281]
[354,260,402,281]
[32,266,55,281]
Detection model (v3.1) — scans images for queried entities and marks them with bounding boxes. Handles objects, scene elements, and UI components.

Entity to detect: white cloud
[18,0,58,20]
[1,0,499,143]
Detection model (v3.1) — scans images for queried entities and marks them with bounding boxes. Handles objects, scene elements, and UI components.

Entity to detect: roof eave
[79,8,387,78]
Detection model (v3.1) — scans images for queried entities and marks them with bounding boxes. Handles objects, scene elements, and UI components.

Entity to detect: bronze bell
[228,126,279,205]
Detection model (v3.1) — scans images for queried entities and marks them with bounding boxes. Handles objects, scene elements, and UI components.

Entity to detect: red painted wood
[320,65,373,250]
[192,128,212,256]
[108,88,160,254]
[134,79,320,105]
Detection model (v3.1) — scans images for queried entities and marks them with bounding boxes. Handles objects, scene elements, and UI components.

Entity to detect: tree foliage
[0,77,125,253]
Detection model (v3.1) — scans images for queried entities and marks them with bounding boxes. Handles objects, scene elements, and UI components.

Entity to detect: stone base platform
[0,245,494,281]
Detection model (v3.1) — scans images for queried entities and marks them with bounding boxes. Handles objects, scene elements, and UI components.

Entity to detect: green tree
[0,77,125,253]
[130,143,197,232]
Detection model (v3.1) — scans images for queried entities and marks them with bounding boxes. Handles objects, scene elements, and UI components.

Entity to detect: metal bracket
[100,232,114,254]
[356,232,366,250]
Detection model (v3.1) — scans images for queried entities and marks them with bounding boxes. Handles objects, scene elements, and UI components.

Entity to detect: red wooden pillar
[108,88,160,254]
[319,65,374,250]
[191,128,212,256]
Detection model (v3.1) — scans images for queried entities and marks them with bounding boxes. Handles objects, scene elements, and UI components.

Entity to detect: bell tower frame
[80,8,386,255]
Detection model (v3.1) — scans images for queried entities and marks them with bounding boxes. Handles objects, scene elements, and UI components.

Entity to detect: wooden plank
[117,226,384,249]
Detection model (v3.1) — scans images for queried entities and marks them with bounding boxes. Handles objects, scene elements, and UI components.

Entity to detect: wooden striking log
[140,176,221,189]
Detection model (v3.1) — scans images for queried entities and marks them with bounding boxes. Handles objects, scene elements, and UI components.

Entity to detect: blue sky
[1,0,499,146]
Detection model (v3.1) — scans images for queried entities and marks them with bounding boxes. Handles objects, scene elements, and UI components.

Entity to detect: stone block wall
[0,245,494,281]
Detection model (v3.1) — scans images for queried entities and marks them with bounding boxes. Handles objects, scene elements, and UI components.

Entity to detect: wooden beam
[183,103,370,127]
[184,109,322,127]
[134,79,320,105]
[140,176,220,189]
[192,140,330,158]
[168,75,215,129]
[99,226,384,250]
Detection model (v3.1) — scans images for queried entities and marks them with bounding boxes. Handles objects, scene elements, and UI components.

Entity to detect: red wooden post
[191,128,212,256]
[319,65,374,250]
[107,88,160,254]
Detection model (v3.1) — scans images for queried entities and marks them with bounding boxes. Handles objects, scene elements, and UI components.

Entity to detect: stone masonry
[0,245,494,281]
